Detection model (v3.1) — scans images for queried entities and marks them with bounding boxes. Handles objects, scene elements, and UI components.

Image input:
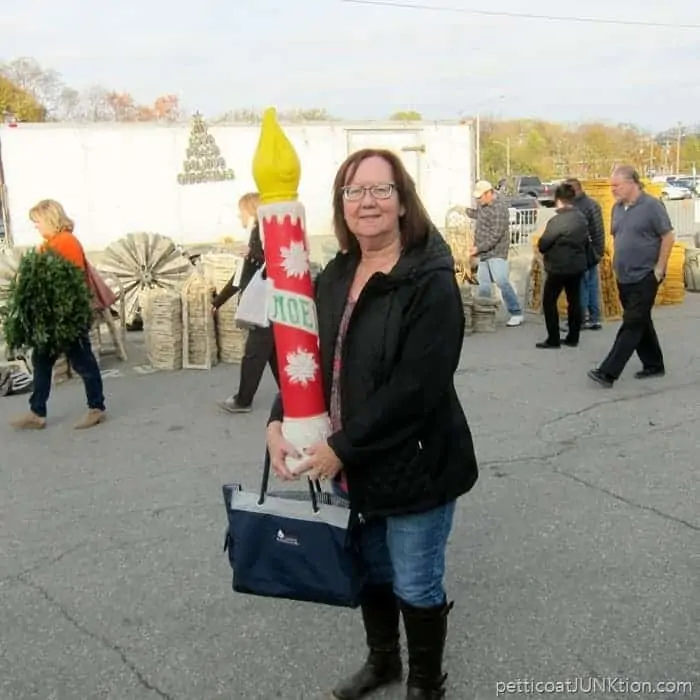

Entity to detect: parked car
[661,183,693,200]
[668,177,700,196]
[497,176,555,207]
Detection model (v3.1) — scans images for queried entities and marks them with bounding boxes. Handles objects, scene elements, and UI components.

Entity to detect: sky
[2,0,699,131]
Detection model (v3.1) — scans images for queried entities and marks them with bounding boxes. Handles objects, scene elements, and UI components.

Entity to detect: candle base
[283,413,332,474]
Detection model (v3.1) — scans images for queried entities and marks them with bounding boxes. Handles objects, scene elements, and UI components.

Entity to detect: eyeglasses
[341,184,397,201]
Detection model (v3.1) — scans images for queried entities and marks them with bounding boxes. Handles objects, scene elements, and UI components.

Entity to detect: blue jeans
[358,502,456,608]
[580,265,601,324]
[30,333,105,418]
[477,258,522,315]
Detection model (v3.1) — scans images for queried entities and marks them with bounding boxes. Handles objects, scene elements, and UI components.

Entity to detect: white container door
[345,129,424,191]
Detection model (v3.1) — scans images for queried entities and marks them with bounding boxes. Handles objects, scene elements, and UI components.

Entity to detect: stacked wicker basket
[683,247,700,292]
[655,243,686,305]
[445,206,477,284]
[181,272,218,370]
[199,251,248,364]
[142,288,183,370]
[459,284,474,335]
[136,252,257,372]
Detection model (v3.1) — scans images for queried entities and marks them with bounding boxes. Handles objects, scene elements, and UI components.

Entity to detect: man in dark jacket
[466,180,523,326]
[213,218,279,413]
[536,182,590,348]
[566,178,605,329]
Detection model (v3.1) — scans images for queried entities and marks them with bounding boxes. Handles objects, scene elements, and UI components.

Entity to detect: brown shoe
[10,412,47,430]
[74,409,106,430]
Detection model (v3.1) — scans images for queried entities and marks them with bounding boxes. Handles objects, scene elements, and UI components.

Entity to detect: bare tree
[214,109,262,124]
[214,107,336,124]
[0,57,67,119]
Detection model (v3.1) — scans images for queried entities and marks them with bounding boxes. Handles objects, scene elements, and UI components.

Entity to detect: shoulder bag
[222,451,366,608]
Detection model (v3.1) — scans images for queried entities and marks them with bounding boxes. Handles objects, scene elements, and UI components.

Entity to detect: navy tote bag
[222,452,366,608]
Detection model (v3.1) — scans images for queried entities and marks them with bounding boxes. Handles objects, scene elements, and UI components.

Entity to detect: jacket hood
[390,225,455,282]
[327,225,455,290]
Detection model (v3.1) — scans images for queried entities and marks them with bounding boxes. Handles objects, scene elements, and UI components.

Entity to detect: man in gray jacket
[466,180,523,327]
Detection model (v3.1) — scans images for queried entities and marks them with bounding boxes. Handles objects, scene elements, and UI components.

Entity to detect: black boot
[332,584,403,700]
[401,598,454,699]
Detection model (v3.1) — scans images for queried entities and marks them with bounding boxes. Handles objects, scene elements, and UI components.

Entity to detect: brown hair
[331,148,432,254]
[238,192,261,218]
[28,199,75,233]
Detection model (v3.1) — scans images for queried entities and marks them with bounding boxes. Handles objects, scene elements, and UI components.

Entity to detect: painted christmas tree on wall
[177,112,235,185]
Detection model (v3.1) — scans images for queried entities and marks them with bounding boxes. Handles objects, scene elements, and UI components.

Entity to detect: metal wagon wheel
[97,232,194,325]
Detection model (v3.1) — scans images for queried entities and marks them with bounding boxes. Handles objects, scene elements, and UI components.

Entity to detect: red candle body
[261,203,326,421]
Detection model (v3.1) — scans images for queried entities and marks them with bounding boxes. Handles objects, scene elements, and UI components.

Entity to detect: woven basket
[181,271,218,370]
[472,298,499,333]
[655,242,685,306]
[199,253,249,363]
[683,247,700,292]
[445,207,477,283]
[142,288,183,371]
[459,284,474,335]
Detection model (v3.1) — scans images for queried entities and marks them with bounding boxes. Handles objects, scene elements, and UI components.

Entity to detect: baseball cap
[473,180,494,198]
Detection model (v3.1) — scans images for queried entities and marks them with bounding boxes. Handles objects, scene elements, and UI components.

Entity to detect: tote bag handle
[258,448,323,513]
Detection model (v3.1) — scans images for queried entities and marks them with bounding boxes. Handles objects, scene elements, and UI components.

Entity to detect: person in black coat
[566,178,605,329]
[213,192,279,413]
[266,149,478,699]
[536,182,590,349]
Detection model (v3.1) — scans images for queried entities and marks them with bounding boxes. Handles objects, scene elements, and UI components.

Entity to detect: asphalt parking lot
[1,298,698,700]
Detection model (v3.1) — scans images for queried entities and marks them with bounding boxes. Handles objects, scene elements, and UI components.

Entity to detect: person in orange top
[10,199,106,431]
[40,226,86,270]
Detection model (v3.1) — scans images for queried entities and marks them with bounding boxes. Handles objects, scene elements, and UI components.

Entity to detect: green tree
[681,136,700,172]
[0,75,46,121]
[389,110,422,121]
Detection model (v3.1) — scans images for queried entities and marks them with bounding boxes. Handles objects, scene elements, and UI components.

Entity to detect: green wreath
[0,249,93,355]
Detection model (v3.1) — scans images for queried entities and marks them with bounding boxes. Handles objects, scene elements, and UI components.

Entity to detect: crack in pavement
[551,467,699,532]
[1,541,89,586]
[18,574,174,700]
[538,377,700,431]
[482,435,699,533]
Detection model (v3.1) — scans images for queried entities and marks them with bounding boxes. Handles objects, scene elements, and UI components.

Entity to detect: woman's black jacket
[537,208,590,276]
[268,228,479,519]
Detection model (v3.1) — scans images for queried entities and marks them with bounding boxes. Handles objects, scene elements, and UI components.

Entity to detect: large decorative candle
[252,108,331,473]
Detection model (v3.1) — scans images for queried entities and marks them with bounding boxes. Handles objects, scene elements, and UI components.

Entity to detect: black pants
[542,272,583,345]
[30,333,105,418]
[236,325,279,407]
[599,272,663,379]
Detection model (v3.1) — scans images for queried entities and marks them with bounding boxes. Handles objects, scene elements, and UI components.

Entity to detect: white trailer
[0,119,475,255]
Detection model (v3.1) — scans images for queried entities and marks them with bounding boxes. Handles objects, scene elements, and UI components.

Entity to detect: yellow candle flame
[252,107,301,204]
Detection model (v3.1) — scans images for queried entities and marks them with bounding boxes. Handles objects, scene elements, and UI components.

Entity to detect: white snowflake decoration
[280,240,310,279]
[284,348,318,387]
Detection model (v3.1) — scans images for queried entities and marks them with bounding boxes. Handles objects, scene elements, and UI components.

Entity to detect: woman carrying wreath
[9,199,106,430]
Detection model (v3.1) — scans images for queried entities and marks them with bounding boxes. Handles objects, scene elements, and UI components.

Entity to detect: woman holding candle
[266,149,478,700]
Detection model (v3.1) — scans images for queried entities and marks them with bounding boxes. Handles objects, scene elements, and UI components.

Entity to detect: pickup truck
[497,175,555,207]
